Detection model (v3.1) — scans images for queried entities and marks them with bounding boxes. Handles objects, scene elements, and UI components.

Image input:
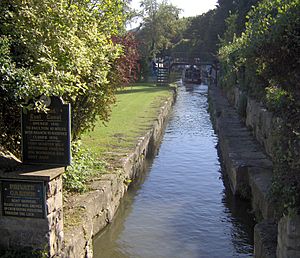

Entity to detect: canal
[94,83,255,258]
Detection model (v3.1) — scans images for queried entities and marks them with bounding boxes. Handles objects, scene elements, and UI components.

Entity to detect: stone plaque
[1,180,46,218]
[22,96,71,166]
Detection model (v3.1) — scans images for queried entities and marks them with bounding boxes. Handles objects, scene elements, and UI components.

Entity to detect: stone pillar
[277,215,300,258]
[0,166,64,257]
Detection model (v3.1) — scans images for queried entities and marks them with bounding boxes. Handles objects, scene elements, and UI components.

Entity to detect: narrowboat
[182,65,202,84]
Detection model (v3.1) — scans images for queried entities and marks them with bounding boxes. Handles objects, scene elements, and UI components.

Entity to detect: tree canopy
[0,0,134,154]
[131,0,184,78]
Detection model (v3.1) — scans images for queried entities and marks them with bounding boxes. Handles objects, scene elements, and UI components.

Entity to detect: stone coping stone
[0,165,64,182]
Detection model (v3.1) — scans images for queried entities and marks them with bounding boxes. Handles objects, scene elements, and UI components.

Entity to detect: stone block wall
[277,215,300,258]
[254,220,277,258]
[208,85,274,209]
[246,98,281,160]
[46,174,64,256]
[0,167,64,257]
[229,86,283,161]
[219,85,300,258]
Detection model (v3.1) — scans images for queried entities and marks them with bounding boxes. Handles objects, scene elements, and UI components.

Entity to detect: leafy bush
[244,0,300,92]
[0,0,128,154]
[0,36,27,154]
[219,0,300,99]
[270,124,300,216]
[265,85,291,112]
[110,32,140,86]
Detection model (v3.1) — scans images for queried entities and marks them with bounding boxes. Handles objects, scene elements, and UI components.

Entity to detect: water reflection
[94,83,255,258]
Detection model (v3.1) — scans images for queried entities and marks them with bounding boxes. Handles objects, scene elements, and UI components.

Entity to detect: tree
[175,10,219,61]
[133,0,182,79]
[0,0,128,154]
[137,0,182,56]
[168,0,260,63]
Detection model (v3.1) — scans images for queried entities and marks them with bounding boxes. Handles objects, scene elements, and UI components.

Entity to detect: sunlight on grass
[81,83,172,159]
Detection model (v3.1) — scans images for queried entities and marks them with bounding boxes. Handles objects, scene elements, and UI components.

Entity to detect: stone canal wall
[208,84,300,258]
[208,85,274,216]
[62,90,176,258]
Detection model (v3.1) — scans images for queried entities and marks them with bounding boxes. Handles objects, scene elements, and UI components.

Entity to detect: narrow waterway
[94,83,255,258]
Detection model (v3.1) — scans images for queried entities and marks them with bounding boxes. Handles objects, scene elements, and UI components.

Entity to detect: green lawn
[81,83,173,161]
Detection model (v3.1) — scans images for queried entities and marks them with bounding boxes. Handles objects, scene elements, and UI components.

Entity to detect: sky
[130,0,218,18]
[128,0,218,29]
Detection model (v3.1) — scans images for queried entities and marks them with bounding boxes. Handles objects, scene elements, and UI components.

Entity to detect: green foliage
[0,247,47,258]
[219,0,300,125]
[169,0,260,63]
[0,0,128,154]
[244,0,300,92]
[138,0,182,57]
[221,12,238,45]
[270,123,300,216]
[63,141,106,193]
[0,36,28,154]
[265,85,291,112]
[219,0,300,97]
[135,0,183,78]
[175,10,219,61]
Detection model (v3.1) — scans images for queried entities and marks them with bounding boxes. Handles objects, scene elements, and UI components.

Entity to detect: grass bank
[81,83,174,166]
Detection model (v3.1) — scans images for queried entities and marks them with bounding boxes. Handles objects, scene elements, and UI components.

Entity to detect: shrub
[63,141,106,193]
[219,0,300,101]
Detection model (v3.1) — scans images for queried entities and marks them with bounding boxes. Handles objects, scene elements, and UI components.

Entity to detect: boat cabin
[182,65,202,84]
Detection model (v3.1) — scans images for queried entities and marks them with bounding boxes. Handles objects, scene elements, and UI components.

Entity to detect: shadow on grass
[117,84,169,95]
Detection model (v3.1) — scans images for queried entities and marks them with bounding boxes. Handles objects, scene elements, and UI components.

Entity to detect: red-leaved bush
[110,32,140,86]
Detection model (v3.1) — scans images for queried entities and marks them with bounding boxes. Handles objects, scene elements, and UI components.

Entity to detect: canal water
[94,83,255,258]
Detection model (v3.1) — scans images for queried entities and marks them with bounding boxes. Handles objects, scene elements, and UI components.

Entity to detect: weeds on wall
[63,141,106,193]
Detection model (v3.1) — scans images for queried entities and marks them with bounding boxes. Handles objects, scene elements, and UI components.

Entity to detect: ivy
[270,123,300,216]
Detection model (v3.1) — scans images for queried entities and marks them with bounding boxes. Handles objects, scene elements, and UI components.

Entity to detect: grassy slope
[81,83,172,161]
